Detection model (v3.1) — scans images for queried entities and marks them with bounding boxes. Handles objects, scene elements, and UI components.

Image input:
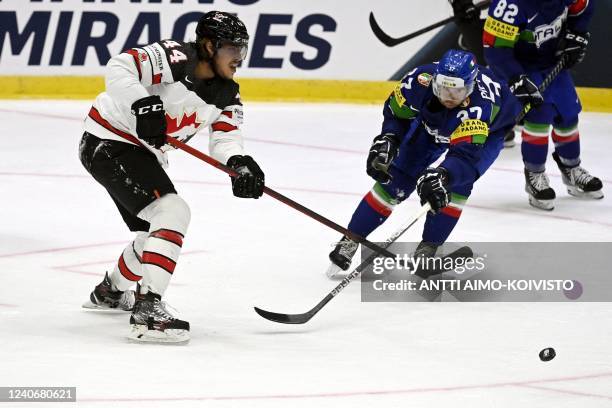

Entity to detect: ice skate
[326,236,359,278]
[128,291,190,344]
[82,272,135,311]
[411,241,439,279]
[552,152,603,199]
[524,169,556,211]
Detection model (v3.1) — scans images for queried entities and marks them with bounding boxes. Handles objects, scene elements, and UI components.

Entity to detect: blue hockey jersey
[483,0,594,80]
[382,63,521,186]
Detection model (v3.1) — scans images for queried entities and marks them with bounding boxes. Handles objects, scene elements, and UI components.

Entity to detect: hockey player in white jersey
[79,11,264,343]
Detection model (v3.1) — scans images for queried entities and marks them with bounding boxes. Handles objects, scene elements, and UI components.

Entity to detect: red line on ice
[1,171,611,228]
[0,241,127,258]
[518,383,612,400]
[2,108,609,184]
[75,371,612,403]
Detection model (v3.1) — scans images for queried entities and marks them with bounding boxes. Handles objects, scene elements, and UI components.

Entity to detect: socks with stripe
[521,121,551,172]
[347,183,398,238]
[552,124,581,167]
[136,193,191,296]
[109,232,147,291]
[422,192,468,245]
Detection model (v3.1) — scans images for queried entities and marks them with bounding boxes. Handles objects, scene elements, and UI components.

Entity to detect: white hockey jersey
[84,39,245,167]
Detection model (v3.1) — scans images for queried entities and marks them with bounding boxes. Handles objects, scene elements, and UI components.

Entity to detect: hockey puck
[539,347,556,362]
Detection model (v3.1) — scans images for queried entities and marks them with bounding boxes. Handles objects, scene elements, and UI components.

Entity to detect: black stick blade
[253,307,312,324]
[369,12,400,47]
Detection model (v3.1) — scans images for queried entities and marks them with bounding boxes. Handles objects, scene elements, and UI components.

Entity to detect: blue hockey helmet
[433,49,478,106]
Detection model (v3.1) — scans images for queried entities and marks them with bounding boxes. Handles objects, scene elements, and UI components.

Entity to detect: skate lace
[570,166,592,186]
[153,300,178,321]
[530,172,551,190]
[335,239,358,258]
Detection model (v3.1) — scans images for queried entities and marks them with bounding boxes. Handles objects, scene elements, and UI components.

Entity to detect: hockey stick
[369,0,491,47]
[253,203,432,324]
[516,56,567,123]
[253,59,568,325]
[165,137,395,259]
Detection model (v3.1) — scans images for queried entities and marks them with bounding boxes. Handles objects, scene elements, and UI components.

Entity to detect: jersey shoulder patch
[155,39,198,83]
[450,118,489,145]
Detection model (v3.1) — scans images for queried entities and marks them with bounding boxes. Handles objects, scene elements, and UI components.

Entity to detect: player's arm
[105,40,190,148]
[441,110,492,188]
[209,90,245,165]
[368,71,423,183]
[482,0,526,82]
[106,40,185,106]
[210,90,265,199]
[416,114,490,214]
[566,0,594,32]
[482,1,543,106]
[556,0,594,68]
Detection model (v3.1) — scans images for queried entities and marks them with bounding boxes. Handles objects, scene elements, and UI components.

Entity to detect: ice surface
[1,101,611,407]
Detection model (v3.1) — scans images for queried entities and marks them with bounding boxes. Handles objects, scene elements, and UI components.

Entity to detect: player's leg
[551,120,603,198]
[79,132,190,342]
[521,104,556,210]
[549,73,603,199]
[327,131,445,276]
[420,131,505,254]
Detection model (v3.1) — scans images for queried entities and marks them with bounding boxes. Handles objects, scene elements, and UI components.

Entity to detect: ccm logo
[134,104,163,115]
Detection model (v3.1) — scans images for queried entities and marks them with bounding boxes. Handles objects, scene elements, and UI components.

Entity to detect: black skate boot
[128,290,190,344]
[326,236,359,278]
[411,241,440,279]
[524,169,556,211]
[82,272,135,311]
[552,152,603,199]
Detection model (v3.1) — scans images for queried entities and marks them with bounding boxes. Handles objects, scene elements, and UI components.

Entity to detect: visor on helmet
[432,73,474,104]
[215,40,248,61]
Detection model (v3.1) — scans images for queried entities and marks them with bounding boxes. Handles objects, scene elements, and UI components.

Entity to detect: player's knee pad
[137,193,191,235]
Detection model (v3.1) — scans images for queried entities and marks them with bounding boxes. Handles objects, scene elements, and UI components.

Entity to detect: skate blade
[81,300,132,312]
[567,187,604,199]
[326,263,344,279]
[127,325,190,344]
[528,196,554,211]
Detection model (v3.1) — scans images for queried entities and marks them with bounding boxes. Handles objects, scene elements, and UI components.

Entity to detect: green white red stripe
[441,192,468,218]
[522,121,550,146]
[364,183,396,217]
[551,125,579,144]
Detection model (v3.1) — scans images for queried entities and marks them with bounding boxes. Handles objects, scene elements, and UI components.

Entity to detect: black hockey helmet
[196,11,249,59]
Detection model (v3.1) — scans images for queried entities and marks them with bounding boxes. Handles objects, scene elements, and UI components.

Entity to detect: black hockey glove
[449,0,479,22]
[417,167,450,214]
[509,75,544,107]
[131,95,167,149]
[555,29,590,69]
[227,155,265,199]
[366,133,399,184]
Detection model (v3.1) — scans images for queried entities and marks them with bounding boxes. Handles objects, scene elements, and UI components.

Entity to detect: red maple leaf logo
[165,111,202,134]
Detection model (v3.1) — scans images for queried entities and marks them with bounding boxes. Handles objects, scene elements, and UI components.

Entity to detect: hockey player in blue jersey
[326,49,522,278]
[483,0,603,210]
